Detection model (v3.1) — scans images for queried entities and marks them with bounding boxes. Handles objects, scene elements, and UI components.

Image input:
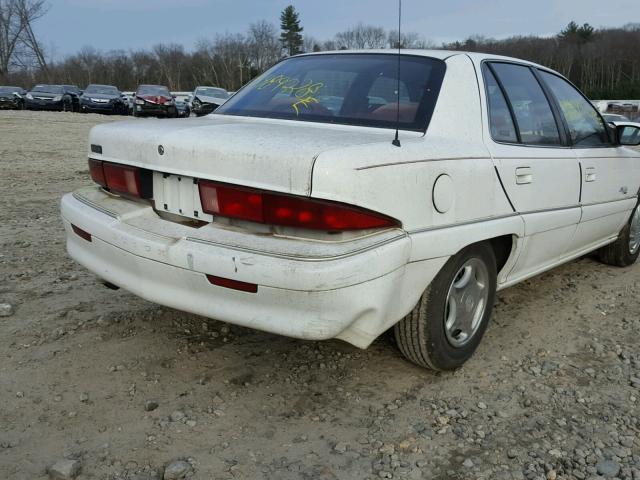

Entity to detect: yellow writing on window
[257,74,324,115]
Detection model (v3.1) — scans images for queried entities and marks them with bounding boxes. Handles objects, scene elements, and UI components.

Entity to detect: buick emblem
[158,145,165,155]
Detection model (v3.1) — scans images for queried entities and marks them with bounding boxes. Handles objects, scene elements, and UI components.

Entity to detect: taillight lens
[88,158,106,187]
[103,162,142,197]
[198,180,399,231]
[88,159,151,199]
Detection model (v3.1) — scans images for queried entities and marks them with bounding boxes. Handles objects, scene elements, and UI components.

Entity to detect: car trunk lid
[89,115,394,196]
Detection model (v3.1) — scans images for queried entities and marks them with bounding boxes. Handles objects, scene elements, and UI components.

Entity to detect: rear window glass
[216,53,446,132]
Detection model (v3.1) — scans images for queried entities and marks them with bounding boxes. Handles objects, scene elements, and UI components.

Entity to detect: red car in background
[133,84,177,118]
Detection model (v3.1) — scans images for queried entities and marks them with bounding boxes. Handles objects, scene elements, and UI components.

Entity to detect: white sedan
[60,50,640,370]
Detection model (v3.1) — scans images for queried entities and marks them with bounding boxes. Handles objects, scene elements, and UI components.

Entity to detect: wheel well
[487,235,514,274]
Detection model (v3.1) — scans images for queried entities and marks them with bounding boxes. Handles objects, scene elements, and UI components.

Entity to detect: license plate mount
[152,172,212,221]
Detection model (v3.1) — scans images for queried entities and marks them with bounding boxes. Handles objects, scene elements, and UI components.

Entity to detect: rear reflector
[206,274,258,293]
[71,224,92,242]
[198,180,399,232]
[88,159,152,199]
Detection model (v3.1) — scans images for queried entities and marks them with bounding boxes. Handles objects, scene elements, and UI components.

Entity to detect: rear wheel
[597,203,640,267]
[394,243,497,370]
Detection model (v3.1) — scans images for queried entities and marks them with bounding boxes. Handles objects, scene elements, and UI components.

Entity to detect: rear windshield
[85,85,118,95]
[138,85,170,96]
[32,85,63,94]
[215,53,446,131]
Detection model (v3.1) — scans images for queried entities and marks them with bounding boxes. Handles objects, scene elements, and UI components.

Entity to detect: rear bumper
[60,188,445,347]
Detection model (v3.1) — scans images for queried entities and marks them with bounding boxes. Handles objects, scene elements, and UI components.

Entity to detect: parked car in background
[189,86,229,116]
[25,84,76,111]
[62,85,82,112]
[61,51,640,371]
[175,98,191,118]
[133,85,177,118]
[0,86,27,109]
[80,84,126,114]
[121,93,134,115]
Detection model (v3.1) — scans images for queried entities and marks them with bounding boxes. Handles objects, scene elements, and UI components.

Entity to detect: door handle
[585,167,596,182]
[515,167,533,185]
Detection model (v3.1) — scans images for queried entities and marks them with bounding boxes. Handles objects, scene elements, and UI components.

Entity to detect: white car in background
[61,50,640,370]
[189,86,230,116]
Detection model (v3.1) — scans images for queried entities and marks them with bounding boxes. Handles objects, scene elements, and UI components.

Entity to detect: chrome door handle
[515,167,533,185]
[585,167,596,182]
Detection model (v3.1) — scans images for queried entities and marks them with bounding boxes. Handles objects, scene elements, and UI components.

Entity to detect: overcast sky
[36,0,638,59]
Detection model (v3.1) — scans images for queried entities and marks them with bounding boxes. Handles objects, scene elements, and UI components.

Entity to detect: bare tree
[335,23,387,50]
[247,20,280,72]
[388,30,433,49]
[15,0,48,73]
[153,43,186,89]
[0,0,48,80]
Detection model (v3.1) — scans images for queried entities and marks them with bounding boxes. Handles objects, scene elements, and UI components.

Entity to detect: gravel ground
[1,110,639,480]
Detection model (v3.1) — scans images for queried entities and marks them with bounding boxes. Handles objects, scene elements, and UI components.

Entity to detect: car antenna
[392,0,402,147]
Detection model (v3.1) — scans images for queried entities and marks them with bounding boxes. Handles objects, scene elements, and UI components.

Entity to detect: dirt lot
[1,110,639,480]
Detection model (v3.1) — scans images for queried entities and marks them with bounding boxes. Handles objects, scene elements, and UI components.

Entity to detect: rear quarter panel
[311,54,516,255]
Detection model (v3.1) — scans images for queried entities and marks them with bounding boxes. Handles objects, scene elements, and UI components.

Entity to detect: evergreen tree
[280,5,303,56]
[559,21,595,44]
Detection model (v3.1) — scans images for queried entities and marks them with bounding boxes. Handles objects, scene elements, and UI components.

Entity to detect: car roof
[296,49,549,70]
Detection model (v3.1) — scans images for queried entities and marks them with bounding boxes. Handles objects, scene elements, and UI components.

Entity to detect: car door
[536,70,640,249]
[481,62,581,281]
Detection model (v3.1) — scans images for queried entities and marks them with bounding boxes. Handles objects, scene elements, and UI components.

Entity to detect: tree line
[444,22,640,99]
[1,2,639,99]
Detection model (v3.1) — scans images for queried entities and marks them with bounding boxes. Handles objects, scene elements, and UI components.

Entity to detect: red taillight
[71,224,92,242]
[206,274,258,293]
[198,180,399,231]
[103,162,142,197]
[88,158,106,187]
[88,159,150,199]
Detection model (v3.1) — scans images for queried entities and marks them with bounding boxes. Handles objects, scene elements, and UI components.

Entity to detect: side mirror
[618,124,640,146]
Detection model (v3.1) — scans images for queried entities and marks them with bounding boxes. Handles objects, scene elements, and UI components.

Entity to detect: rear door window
[538,71,610,147]
[483,65,518,143]
[490,63,561,146]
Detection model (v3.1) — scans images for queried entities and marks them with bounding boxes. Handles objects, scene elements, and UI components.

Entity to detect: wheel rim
[629,206,640,255]
[444,258,489,348]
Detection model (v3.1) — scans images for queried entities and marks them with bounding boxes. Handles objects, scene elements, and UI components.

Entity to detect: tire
[597,203,640,267]
[394,243,497,370]
[63,99,72,112]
